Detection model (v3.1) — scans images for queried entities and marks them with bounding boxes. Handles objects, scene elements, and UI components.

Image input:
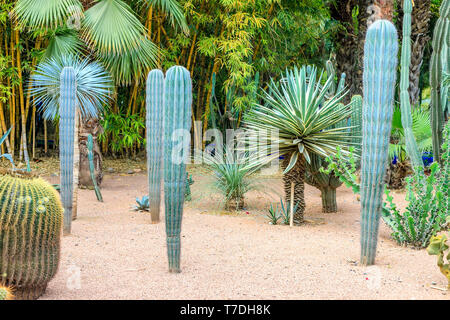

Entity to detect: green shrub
[322,123,449,248]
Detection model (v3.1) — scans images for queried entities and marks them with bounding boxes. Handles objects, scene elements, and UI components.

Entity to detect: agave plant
[204,145,261,211]
[134,196,150,211]
[244,65,353,224]
[30,55,113,223]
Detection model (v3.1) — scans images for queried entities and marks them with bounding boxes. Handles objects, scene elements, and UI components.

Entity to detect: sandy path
[40,171,449,300]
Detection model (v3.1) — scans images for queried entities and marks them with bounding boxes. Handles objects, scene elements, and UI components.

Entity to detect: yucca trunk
[320,187,337,213]
[79,118,103,188]
[282,155,305,225]
[225,197,244,211]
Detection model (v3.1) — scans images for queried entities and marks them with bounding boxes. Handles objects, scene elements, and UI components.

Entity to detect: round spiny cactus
[0,169,63,300]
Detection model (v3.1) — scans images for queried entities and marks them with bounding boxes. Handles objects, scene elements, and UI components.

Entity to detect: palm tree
[29,55,113,220]
[244,66,353,224]
[13,0,188,85]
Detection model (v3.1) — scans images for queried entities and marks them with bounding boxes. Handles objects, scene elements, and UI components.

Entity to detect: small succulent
[279,198,300,225]
[134,196,150,211]
[266,203,282,225]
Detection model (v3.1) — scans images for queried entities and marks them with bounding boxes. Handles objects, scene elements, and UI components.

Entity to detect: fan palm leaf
[44,28,84,59]
[29,55,113,120]
[13,0,83,29]
[141,0,189,35]
[82,0,148,56]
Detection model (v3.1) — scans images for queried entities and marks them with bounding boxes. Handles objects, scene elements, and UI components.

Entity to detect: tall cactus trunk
[361,20,398,265]
[399,0,423,170]
[430,0,449,165]
[72,111,80,221]
[146,70,165,223]
[59,67,77,235]
[163,66,192,273]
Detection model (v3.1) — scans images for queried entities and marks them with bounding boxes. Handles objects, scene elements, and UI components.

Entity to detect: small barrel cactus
[361,20,398,265]
[0,170,63,299]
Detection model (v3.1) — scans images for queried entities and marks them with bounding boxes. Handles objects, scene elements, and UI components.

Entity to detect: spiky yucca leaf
[244,65,353,173]
[30,55,113,120]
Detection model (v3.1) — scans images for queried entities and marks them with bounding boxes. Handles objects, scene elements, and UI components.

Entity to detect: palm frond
[44,28,84,60]
[141,0,189,35]
[82,0,147,56]
[14,0,83,29]
[30,55,113,121]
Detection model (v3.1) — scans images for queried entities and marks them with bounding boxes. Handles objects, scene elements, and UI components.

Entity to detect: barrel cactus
[146,69,165,223]
[163,66,192,273]
[0,170,63,299]
[361,20,398,265]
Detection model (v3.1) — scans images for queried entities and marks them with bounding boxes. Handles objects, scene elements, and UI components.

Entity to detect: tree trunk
[78,118,103,187]
[409,0,431,107]
[320,187,337,213]
[282,155,305,225]
[225,197,244,211]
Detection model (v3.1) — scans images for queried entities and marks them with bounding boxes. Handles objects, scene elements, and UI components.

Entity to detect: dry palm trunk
[409,0,431,107]
[281,155,306,225]
[78,118,103,187]
[329,0,359,102]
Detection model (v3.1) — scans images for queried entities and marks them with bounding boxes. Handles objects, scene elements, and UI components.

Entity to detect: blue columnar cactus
[59,67,76,235]
[146,69,165,223]
[361,20,399,265]
[163,66,192,273]
[399,0,423,169]
[430,0,449,164]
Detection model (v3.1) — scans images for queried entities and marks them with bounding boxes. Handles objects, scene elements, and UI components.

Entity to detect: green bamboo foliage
[0,171,63,300]
[430,0,449,164]
[88,134,103,202]
[361,20,399,265]
[163,66,192,273]
[400,0,424,169]
[59,67,76,235]
[146,69,165,223]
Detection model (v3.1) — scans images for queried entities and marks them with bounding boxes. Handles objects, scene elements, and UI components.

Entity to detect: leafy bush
[99,108,145,157]
[322,122,449,248]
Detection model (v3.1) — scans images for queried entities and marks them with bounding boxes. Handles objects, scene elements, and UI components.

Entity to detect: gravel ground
[40,172,449,300]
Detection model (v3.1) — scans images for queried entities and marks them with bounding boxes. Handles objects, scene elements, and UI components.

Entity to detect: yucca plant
[244,65,353,224]
[204,145,261,211]
[30,55,112,230]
